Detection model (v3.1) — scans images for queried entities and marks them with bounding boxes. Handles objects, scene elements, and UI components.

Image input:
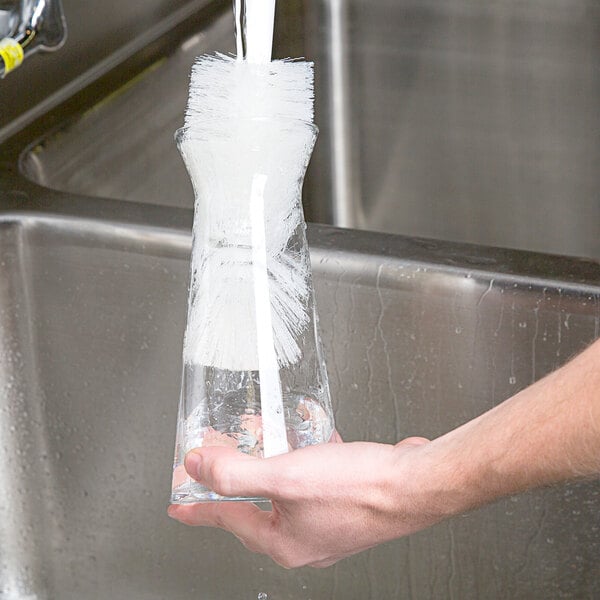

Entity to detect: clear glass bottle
[171,118,335,503]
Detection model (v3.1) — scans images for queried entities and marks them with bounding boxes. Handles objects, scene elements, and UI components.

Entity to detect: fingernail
[185,449,202,478]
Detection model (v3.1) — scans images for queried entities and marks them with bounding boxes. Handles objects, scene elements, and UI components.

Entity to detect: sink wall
[16,0,600,259]
[0,203,599,598]
[310,0,600,260]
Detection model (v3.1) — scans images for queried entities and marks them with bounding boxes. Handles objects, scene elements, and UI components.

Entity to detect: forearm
[411,338,600,519]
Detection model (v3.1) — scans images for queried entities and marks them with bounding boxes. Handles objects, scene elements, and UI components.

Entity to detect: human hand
[168,435,437,568]
[169,340,600,569]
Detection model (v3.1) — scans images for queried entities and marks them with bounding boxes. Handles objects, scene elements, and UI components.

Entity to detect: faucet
[0,0,66,78]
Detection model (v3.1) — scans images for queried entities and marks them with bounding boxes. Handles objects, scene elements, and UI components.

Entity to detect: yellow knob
[0,37,24,76]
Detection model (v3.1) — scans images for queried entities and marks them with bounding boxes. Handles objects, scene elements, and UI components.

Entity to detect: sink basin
[17,0,600,259]
[0,194,599,598]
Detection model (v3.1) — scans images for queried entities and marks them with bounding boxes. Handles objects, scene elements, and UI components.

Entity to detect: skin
[168,338,600,569]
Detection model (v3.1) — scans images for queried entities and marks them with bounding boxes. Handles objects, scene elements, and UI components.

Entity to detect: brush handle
[250,173,289,457]
[245,0,276,64]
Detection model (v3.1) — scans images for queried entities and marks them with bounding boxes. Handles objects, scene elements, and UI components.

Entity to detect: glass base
[170,479,268,504]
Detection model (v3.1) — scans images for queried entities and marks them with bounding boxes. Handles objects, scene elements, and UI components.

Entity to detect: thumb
[185,446,281,499]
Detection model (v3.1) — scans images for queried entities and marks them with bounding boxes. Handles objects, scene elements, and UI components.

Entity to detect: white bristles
[184,54,314,133]
[180,52,316,372]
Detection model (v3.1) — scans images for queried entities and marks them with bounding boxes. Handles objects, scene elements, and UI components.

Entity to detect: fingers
[395,436,429,448]
[307,555,347,569]
[184,446,282,499]
[168,502,302,568]
[168,502,272,554]
[330,429,344,444]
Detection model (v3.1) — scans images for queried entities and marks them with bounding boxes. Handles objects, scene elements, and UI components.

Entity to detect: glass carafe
[171,118,335,503]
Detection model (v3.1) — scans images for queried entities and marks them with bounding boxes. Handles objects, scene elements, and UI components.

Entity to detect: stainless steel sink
[16,0,600,259]
[1,0,600,598]
[0,193,599,598]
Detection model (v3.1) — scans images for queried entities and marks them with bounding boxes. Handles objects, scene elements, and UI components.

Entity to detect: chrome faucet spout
[0,0,66,78]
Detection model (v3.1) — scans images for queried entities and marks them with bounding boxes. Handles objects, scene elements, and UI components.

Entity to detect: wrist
[366,439,461,543]
[390,436,478,528]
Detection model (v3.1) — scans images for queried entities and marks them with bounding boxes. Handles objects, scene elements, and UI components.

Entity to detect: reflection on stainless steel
[323,0,361,228]
[313,0,600,259]
[0,0,227,138]
[19,8,235,210]
[19,0,600,258]
[0,195,598,597]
